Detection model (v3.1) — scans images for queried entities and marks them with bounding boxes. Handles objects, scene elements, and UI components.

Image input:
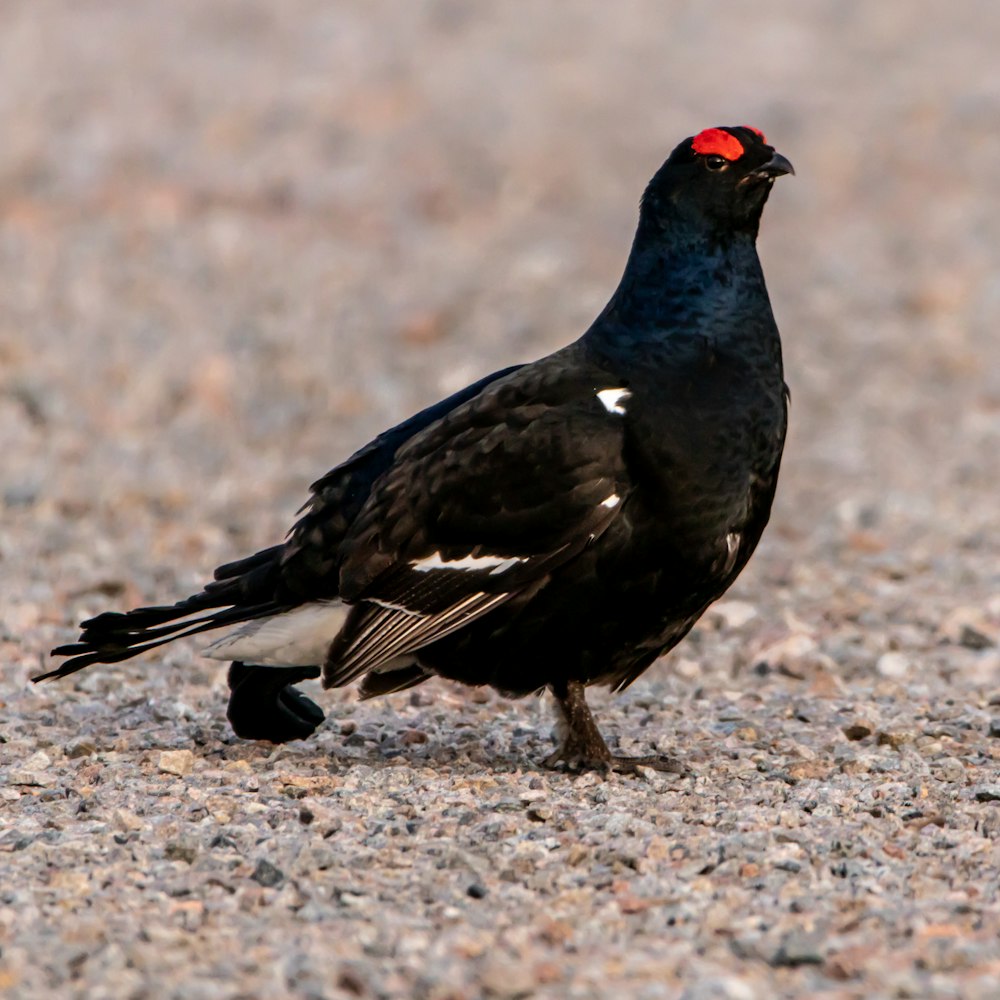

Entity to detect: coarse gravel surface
[2,3,1000,999]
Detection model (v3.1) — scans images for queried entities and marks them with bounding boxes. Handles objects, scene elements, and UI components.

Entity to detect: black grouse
[39,126,793,772]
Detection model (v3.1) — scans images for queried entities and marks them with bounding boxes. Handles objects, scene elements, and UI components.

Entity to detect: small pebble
[251,859,285,888]
[158,749,195,776]
[876,652,911,678]
[775,860,802,873]
[843,723,873,741]
[164,841,198,864]
[9,767,53,787]
[24,751,52,772]
[64,737,97,759]
[960,625,995,650]
[876,730,911,749]
[399,729,428,745]
[771,934,825,967]
[934,757,966,783]
[710,600,758,629]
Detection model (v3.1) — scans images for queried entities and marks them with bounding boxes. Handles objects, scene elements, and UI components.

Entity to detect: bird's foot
[542,744,686,775]
[603,753,688,776]
[543,679,687,775]
[226,662,325,744]
[542,739,613,773]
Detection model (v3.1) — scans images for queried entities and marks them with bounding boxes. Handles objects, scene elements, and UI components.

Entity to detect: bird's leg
[544,679,615,770]
[226,662,325,744]
[543,679,686,775]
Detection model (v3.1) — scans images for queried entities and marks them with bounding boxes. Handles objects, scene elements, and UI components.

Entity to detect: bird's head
[641,126,794,238]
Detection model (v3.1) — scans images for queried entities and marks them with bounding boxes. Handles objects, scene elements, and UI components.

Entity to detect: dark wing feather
[326,592,510,687]
[322,355,632,686]
[278,364,524,600]
[358,662,433,700]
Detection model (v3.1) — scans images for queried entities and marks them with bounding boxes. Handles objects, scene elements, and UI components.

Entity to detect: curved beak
[756,152,795,178]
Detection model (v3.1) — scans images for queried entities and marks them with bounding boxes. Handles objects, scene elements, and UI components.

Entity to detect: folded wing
[320,362,633,688]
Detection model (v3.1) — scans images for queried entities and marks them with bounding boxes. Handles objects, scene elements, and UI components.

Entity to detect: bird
[38,125,793,773]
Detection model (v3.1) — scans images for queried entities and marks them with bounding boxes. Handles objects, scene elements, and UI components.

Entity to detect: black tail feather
[78,597,218,637]
[76,601,278,649]
[37,546,287,684]
[37,600,283,682]
[212,545,283,582]
[39,633,200,679]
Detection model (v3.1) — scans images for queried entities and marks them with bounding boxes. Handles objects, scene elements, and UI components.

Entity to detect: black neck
[584,218,771,360]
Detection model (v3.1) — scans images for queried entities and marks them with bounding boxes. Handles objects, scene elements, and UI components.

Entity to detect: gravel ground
[3,3,1000,998]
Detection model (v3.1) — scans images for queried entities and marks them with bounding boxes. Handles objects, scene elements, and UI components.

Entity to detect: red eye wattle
[691,128,744,162]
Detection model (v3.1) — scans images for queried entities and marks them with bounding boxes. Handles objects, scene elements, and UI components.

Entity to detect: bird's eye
[704,155,728,171]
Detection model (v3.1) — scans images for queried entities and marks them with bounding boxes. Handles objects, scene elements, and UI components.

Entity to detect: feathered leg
[544,679,686,774]
[226,663,325,743]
